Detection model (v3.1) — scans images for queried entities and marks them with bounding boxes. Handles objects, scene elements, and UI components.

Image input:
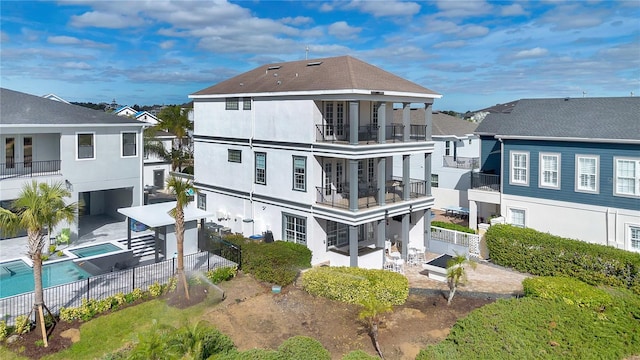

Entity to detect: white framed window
[575,155,599,193]
[508,208,526,228]
[539,153,560,189]
[614,157,640,197]
[197,193,206,210]
[510,151,529,186]
[283,213,306,245]
[121,132,137,158]
[431,174,439,188]
[225,97,239,110]
[228,149,241,163]
[242,97,251,110]
[445,141,451,156]
[76,132,95,160]
[293,156,306,192]
[255,152,266,185]
[628,225,640,252]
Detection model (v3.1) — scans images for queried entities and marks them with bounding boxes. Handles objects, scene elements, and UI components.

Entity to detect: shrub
[242,241,312,286]
[0,320,8,341]
[278,336,331,360]
[523,276,613,310]
[301,267,409,306]
[148,282,164,297]
[206,266,238,284]
[431,221,476,234]
[341,350,378,360]
[13,315,31,335]
[486,224,640,294]
[418,290,640,359]
[215,349,285,360]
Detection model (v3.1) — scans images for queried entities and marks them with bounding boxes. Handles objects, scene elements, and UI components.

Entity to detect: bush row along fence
[0,250,237,326]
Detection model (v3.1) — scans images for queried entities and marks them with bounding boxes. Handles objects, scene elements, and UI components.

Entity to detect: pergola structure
[118,201,214,262]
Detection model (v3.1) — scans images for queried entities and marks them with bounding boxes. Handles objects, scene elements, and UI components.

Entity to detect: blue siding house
[468,97,640,253]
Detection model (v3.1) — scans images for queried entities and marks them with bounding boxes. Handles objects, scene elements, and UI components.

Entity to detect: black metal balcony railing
[0,160,62,179]
[471,172,500,192]
[315,123,427,143]
[316,178,428,210]
[443,156,480,169]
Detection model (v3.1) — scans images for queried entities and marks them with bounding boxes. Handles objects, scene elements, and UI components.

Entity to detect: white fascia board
[495,135,640,144]
[189,89,442,100]
[0,123,146,128]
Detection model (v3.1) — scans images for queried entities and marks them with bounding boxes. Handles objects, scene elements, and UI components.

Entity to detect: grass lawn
[41,298,209,360]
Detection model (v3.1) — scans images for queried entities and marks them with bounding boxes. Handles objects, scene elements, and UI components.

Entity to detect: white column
[469,200,478,230]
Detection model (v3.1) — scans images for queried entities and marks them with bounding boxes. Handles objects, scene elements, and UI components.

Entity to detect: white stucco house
[0,88,145,241]
[392,109,479,210]
[189,56,442,268]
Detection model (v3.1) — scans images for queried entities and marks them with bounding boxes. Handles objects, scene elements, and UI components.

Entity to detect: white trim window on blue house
[629,225,640,252]
[539,152,560,189]
[614,157,640,197]
[575,154,599,193]
[510,151,529,185]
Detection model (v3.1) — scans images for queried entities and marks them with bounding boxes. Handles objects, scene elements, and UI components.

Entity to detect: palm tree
[150,105,193,172]
[358,293,393,359]
[446,254,477,306]
[166,175,195,300]
[0,181,77,347]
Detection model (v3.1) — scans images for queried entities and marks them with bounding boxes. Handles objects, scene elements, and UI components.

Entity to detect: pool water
[69,243,121,258]
[0,260,91,298]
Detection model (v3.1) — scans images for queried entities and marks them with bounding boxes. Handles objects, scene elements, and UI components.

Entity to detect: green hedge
[418,288,640,359]
[278,336,331,360]
[523,276,613,310]
[431,221,476,234]
[340,350,378,359]
[241,240,312,286]
[486,224,640,294]
[301,267,409,306]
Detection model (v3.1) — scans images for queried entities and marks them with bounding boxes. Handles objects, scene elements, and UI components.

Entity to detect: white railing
[430,226,481,258]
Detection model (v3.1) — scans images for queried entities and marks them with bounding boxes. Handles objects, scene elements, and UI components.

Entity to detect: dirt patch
[4,272,492,359]
[205,273,493,359]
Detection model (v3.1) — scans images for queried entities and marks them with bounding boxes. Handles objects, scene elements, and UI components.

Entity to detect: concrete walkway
[405,252,530,297]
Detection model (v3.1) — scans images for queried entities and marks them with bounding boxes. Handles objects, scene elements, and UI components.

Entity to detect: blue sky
[1,0,638,112]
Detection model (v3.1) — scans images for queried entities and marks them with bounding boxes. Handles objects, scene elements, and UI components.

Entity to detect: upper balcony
[443,156,479,170]
[470,172,500,192]
[1,158,62,181]
[316,177,428,210]
[315,124,428,144]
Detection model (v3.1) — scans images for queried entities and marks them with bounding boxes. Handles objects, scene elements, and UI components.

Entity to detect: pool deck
[0,215,137,263]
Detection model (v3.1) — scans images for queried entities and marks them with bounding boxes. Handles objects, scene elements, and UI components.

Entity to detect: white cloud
[47,35,110,48]
[328,21,362,39]
[513,47,549,59]
[433,40,466,49]
[537,4,607,31]
[501,4,527,16]
[457,25,489,38]
[70,11,142,29]
[159,40,175,50]
[60,61,92,70]
[435,0,492,18]
[0,31,8,42]
[319,3,334,12]
[280,16,313,26]
[347,0,421,17]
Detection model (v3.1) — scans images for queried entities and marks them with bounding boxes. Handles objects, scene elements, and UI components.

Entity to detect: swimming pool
[68,243,122,258]
[0,259,91,298]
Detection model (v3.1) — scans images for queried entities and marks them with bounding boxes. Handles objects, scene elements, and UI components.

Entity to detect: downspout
[498,136,504,216]
[250,97,255,235]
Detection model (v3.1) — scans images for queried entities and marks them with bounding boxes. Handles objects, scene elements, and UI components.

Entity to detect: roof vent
[268,66,281,70]
[277,80,282,85]
[564,97,570,101]
[307,61,323,66]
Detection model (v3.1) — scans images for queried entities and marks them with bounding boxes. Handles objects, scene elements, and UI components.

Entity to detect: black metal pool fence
[0,250,236,326]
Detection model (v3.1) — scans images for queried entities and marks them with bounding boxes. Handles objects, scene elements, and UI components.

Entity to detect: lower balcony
[443,156,479,169]
[470,172,500,191]
[315,177,428,210]
[1,160,62,180]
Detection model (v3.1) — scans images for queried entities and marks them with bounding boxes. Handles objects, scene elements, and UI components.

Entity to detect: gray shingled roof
[191,56,440,97]
[0,88,145,127]
[392,108,477,137]
[476,97,640,141]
